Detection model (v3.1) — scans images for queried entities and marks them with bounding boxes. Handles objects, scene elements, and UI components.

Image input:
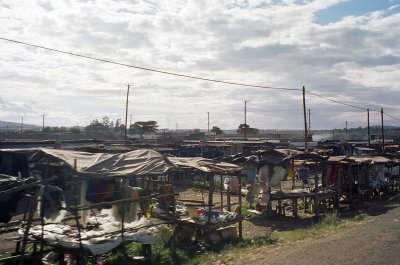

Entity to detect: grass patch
[103,243,191,265]
[184,236,277,265]
[278,211,367,244]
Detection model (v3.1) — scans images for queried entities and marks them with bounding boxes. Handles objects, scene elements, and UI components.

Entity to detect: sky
[0,0,399,130]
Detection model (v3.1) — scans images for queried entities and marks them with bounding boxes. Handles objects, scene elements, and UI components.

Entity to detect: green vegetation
[278,211,366,243]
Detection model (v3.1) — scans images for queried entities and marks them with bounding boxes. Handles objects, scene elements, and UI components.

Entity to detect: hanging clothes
[258,165,270,184]
[270,166,286,188]
[298,167,309,180]
[260,183,269,204]
[39,185,66,223]
[85,180,114,203]
[243,167,257,184]
[287,166,294,180]
[112,186,142,223]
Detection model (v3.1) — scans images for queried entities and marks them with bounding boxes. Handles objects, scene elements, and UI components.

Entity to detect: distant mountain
[0,120,41,131]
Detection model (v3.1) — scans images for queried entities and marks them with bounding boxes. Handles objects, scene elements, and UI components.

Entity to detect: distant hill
[0,120,41,132]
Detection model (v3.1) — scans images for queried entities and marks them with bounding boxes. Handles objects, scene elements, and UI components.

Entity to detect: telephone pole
[381,108,385,152]
[244,101,246,141]
[207,112,210,132]
[302,86,308,152]
[125,83,132,146]
[367,108,370,147]
[129,114,132,128]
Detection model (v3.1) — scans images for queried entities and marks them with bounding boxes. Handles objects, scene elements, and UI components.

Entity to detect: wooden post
[381,108,385,153]
[314,165,320,217]
[292,198,298,217]
[220,175,223,212]
[125,83,132,146]
[291,158,295,190]
[348,164,353,207]
[227,184,231,212]
[336,164,341,211]
[367,108,370,147]
[207,174,214,233]
[73,159,84,264]
[302,86,308,152]
[238,175,243,239]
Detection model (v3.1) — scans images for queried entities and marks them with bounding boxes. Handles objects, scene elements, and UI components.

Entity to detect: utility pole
[124,83,132,146]
[244,100,249,141]
[381,108,385,152]
[345,121,348,142]
[207,112,210,132]
[302,86,308,152]
[42,114,45,131]
[129,114,132,128]
[308,109,311,131]
[367,108,370,147]
[21,117,23,134]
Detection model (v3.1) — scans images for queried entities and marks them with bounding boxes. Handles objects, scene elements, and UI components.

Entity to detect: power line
[307,89,400,122]
[305,90,368,111]
[1,37,400,123]
[0,37,299,92]
[383,111,400,122]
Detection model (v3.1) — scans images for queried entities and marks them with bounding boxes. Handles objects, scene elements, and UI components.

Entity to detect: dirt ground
[211,195,400,265]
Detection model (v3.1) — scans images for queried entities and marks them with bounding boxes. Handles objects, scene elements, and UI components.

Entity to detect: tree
[85,118,107,134]
[211,126,223,135]
[129,121,158,138]
[114,118,125,134]
[102,116,111,128]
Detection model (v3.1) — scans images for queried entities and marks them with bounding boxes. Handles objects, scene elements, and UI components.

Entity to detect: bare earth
[215,196,400,265]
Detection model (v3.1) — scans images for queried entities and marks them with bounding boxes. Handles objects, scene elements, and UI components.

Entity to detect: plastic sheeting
[30,148,174,177]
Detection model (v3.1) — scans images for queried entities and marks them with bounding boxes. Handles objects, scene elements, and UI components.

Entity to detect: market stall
[17,148,176,263]
[167,156,243,243]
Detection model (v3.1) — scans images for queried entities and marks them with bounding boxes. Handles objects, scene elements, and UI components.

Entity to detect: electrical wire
[383,112,400,122]
[305,90,368,111]
[1,37,400,123]
[0,37,299,92]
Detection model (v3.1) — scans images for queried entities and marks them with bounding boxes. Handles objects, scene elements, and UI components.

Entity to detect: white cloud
[0,0,399,130]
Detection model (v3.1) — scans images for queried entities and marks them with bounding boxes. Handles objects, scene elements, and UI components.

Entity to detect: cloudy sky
[0,0,399,130]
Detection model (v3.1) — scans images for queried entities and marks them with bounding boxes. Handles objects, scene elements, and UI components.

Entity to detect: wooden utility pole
[302,86,308,152]
[207,112,210,132]
[381,108,385,152]
[308,109,311,131]
[367,108,370,147]
[244,100,249,141]
[124,84,132,146]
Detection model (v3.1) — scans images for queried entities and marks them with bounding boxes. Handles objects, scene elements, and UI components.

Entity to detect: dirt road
[227,197,400,265]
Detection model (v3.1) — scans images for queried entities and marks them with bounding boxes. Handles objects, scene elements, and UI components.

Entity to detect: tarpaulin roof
[346,156,393,164]
[30,148,174,177]
[167,157,241,174]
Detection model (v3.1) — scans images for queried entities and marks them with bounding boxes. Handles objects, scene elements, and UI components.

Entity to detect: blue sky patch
[315,0,400,25]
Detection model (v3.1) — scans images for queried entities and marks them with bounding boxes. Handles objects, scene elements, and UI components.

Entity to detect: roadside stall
[17,148,176,263]
[167,156,243,244]
[266,151,334,217]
